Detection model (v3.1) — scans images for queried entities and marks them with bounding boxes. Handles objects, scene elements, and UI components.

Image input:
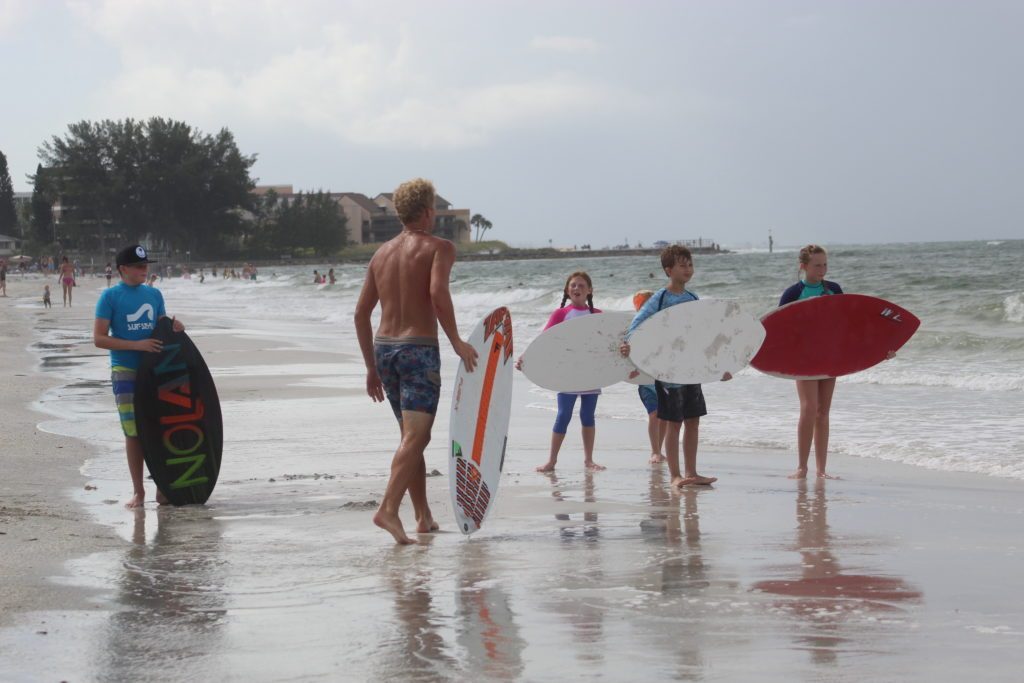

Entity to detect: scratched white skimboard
[629,300,766,384]
[449,307,514,535]
[519,311,655,392]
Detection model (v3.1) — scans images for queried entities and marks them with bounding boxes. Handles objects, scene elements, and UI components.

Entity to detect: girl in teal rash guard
[783,244,842,480]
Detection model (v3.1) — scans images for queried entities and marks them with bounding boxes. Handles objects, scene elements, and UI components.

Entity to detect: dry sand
[1,273,1023,681]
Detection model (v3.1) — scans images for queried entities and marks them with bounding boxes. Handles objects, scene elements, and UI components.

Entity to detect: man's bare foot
[125,492,145,509]
[675,474,717,486]
[156,490,169,505]
[816,472,840,480]
[649,453,666,464]
[536,461,556,473]
[416,516,440,533]
[584,461,606,471]
[373,509,417,545]
[788,469,808,480]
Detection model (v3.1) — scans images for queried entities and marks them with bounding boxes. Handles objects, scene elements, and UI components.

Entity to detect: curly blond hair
[393,178,436,225]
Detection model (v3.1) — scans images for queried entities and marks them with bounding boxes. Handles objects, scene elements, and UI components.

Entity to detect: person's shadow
[752,480,922,665]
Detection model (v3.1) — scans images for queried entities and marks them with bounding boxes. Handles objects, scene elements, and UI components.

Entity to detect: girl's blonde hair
[560,271,595,312]
[798,244,827,279]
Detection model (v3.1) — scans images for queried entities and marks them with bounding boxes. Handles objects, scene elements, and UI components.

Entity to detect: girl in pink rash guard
[517,271,606,473]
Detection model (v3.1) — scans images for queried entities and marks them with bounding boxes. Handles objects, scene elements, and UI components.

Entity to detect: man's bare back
[370,232,450,339]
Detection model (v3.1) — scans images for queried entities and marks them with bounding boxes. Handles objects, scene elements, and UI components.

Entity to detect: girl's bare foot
[156,490,169,505]
[373,509,416,545]
[536,461,556,473]
[675,474,717,486]
[648,453,666,464]
[125,492,145,509]
[584,461,606,471]
[788,468,808,480]
[816,472,840,480]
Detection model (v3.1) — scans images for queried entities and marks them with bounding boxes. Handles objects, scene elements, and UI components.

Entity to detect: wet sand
[2,274,1024,681]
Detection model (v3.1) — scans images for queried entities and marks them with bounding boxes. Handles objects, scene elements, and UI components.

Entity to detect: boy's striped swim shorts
[111,366,137,437]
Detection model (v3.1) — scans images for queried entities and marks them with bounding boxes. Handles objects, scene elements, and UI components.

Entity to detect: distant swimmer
[354,178,478,545]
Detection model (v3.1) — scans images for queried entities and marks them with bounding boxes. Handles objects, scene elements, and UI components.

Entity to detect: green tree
[30,164,55,246]
[35,118,256,257]
[0,150,17,235]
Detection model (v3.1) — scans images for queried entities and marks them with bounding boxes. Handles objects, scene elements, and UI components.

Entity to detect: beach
[2,244,1023,681]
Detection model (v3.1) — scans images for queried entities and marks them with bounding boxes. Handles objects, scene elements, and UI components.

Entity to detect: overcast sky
[2,0,1021,247]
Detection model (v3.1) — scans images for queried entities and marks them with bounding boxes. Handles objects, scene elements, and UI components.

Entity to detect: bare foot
[156,490,169,505]
[373,509,417,545]
[648,453,666,464]
[416,516,440,533]
[584,461,606,471]
[816,472,840,480]
[675,474,717,486]
[536,461,556,473]
[124,492,145,509]
[788,469,808,480]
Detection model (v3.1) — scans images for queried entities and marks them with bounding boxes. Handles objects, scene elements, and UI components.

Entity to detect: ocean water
[28,239,1024,481]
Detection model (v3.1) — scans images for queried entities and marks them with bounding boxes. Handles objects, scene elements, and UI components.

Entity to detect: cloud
[68,1,627,148]
[530,35,600,54]
[0,0,31,35]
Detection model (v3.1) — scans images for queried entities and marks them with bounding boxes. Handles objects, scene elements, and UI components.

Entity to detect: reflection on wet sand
[545,472,606,660]
[639,465,712,675]
[753,480,922,664]
[454,540,525,681]
[379,538,458,682]
[98,508,227,680]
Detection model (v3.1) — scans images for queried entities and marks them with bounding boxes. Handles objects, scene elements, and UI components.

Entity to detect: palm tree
[470,213,484,242]
[477,217,493,242]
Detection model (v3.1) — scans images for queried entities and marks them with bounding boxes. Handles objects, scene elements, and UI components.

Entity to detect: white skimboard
[519,311,655,392]
[629,300,766,384]
[450,307,514,535]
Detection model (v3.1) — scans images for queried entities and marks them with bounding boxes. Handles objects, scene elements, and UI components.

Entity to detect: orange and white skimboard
[449,307,514,535]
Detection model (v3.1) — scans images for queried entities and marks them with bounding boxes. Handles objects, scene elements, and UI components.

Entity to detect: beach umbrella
[7,255,33,263]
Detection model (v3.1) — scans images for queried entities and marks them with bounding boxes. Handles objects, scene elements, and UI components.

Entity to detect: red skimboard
[750,294,920,379]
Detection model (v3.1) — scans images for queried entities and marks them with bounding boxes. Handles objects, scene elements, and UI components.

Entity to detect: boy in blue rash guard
[620,245,730,487]
[93,244,185,508]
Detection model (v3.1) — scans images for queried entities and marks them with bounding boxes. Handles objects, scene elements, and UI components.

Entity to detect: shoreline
[0,279,120,627]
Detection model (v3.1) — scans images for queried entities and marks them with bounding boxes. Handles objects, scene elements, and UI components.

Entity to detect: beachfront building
[0,233,20,257]
[250,186,472,245]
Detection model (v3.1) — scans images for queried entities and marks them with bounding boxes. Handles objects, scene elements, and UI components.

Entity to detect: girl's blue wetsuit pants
[553,392,598,433]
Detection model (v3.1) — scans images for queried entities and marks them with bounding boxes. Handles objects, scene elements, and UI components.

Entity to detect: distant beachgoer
[105,262,113,288]
[328,268,336,284]
[43,284,51,308]
[147,274,158,287]
[354,177,478,545]
[93,244,185,508]
[0,260,7,297]
[621,245,730,487]
[632,290,666,464]
[313,270,322,284]
[58,256,75,306]
[516,271,606,473]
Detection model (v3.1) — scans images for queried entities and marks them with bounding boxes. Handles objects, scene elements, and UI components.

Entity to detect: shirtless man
[354,178,478,544]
